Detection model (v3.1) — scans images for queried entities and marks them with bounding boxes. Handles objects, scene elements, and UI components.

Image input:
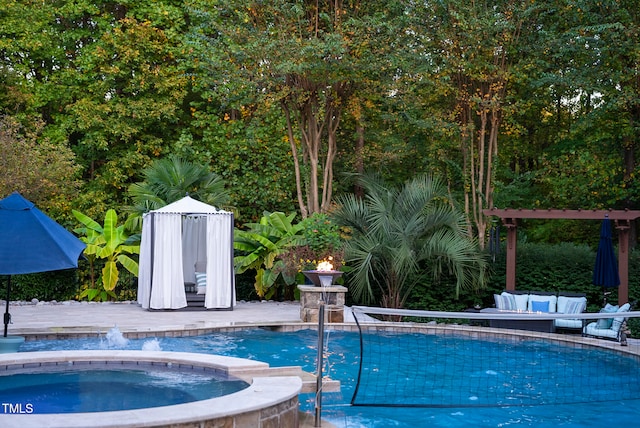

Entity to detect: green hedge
[408,242,640,315]
[484,242,640,312]
[1,270,79,301]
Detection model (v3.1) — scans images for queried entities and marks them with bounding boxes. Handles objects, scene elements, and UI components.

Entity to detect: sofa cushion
[555,318,582,329]
[596,304,619,329]
[554,297,586,330]
[527,294,557,312]
[493,294,505,309]
[531,300,550,312]
[564,300,585,314]
[612,303,631,333]
[502,292,529,312]
[557,296,587,314]
[585,321,619,339]
[494,293,516,310]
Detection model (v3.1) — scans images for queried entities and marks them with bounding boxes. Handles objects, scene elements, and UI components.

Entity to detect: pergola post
[484,208,640,306]
[616,220,631,305]
[504,218,517,292]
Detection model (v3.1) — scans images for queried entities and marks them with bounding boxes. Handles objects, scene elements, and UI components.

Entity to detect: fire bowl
[302,270,343,287]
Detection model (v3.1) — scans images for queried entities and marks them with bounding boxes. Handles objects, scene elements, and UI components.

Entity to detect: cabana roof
[154,195,229,214]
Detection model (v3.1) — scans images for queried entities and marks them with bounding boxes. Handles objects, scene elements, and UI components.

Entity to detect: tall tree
[187,0,406,217]
[1,1,191,216]
[527,0,640,245]
[413,0,533,248]
[61,4,190,213]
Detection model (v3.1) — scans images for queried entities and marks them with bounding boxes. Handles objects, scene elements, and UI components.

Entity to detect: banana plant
[234,211,305,298]
[73,209,140,301]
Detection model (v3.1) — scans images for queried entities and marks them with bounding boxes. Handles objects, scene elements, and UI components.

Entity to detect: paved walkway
[5,300,364,339]
[6,300,310,338]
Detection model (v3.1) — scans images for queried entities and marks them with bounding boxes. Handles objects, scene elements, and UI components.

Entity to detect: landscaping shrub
[235,270,260,301]
[407,242,640,317]
[484,242,598,307]
[4,270,79,301]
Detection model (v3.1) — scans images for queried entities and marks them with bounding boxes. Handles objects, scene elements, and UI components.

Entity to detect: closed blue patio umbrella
[592,216,620,305]
[0,192,85,338]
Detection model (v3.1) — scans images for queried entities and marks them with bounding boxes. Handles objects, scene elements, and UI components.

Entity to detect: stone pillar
[298,285,347,323]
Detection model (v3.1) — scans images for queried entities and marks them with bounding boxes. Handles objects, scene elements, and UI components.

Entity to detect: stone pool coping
[0,350,302,428]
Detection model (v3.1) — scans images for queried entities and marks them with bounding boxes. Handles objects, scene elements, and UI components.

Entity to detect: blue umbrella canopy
[0,192,85,275]
[592,216,620,290]
[0,192,85,336]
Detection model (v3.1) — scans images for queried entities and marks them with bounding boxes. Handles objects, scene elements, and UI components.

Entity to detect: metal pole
[4,276,11,337]
[314,299,325,427]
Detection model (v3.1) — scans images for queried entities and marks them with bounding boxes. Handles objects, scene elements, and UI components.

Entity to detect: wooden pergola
[484,208,640,305]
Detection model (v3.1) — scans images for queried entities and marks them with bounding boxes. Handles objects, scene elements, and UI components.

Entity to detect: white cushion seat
[555,318,583,329]
[554,296,587,329]
[584,322,620,340]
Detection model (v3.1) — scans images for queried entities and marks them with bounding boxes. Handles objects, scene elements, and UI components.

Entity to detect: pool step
[232,365,340,394]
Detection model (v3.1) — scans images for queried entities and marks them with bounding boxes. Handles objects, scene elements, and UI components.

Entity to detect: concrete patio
[6,300,306,338]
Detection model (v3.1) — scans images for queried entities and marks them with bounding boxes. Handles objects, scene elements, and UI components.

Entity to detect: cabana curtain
[205,214,235,308]
[149,213,186,309]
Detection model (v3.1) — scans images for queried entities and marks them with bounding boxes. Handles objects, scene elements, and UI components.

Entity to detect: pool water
[0,365,248,413]
[20,329,640,427]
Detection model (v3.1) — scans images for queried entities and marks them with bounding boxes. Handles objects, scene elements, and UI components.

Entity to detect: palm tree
[331,173,487,309]
[127,155,230,213]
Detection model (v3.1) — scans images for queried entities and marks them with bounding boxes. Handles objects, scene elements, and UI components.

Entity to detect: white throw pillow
[494,294,515,310]
[195,272,207,295]
[503,292,528,312]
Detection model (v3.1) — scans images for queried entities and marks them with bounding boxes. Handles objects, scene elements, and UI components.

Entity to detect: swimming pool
[0,363,248,413]
[21,329,640,427]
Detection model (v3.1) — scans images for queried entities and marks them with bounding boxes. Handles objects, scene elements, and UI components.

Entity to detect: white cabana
[137,196,235,310]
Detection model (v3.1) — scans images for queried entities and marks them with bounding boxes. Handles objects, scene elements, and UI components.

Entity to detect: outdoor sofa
[488,290,587,332]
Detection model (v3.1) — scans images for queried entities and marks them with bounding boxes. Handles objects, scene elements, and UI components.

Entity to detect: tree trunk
[354,121,365,198]
[282,102,308,218]
[321,107,341,212]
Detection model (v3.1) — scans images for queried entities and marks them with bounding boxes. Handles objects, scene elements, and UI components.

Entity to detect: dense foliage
[3,270,80,302]
[72,209,140,301]
[1,1,639,306]
[0,116,81,221]
[233,211,305,299]
[408,241,640,313]
[127,155,230,214]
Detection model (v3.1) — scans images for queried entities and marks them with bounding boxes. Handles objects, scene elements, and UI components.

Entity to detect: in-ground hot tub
[0,350,302,428]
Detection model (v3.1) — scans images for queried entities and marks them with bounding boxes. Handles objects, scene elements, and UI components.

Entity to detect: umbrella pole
[3,275,11,337]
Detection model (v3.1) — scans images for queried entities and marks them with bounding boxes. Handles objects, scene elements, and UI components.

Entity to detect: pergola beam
[484,208,640,221]
[484,208,640,305]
